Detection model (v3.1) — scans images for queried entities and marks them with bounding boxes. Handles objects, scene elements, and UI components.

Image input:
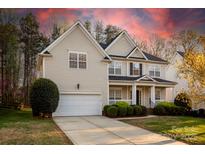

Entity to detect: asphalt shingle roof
[177,51,185,57]
[142,52,168,63]
[109,75,177,85]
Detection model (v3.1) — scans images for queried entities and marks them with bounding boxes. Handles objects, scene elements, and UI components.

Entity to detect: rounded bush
[107,106,118,118]
[174,92,192,109]
[140,105,147,116]
[30,78,59,116]
[133,105,142,116]
[127,106,134,116]
[191,110,199,117]
[115,101,129,107]
[153,102,186,116]
[153,105,166,115]
[103,105,110,115]
[118,106,127,117]
[198,108,205,117]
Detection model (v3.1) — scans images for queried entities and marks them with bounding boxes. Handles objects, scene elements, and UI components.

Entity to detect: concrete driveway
[54,116,186,145]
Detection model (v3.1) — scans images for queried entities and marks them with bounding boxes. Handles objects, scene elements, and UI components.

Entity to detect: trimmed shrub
[115,101,129,107]
[127,106,134,116]
[133,105,142,116]
[191,110,199,117]
[30,78,59,117]
[153,105,166,115]
[107,106,118,118]
[199,109,205,117]
[118,106,127,117]
[140,105,147,116]
[153,102,186,116]
[174,92,192,110]
[103,105,110,116]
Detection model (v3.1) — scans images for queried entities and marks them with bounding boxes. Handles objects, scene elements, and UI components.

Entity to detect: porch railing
[109,99,132,105]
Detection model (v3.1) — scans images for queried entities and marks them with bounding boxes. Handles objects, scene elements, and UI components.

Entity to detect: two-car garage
[53,94,103,116]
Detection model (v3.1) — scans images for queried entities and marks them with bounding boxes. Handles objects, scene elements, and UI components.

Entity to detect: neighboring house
[165,51,188,102]
[37,21,177,116]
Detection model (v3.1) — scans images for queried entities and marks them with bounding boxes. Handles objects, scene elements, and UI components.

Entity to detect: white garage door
[53,94,103,116]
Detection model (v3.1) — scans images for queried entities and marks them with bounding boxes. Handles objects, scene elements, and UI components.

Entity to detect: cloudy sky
[17,8,205,41]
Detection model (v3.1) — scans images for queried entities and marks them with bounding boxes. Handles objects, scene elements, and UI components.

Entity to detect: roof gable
[136,75,157,82]
[126,47,148,60]
[40,21,111,60]
[105,31,136,56]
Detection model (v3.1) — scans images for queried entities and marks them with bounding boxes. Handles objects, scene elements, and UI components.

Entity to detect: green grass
[0,108,73,145]
[121,116,205,145]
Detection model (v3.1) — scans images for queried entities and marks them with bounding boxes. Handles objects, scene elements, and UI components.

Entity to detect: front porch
[109,84,167,108]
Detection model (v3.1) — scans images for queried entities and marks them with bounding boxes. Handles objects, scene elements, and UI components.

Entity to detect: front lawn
[121,116,205,145]
[0,108,73,145]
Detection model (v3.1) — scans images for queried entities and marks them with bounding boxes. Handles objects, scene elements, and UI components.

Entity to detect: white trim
[41,20,112,61]
[126,47,148,60]
[126,61,129,76]
[136,75,157,82]
[60,91,101,95]
[105,31,136,52]
[111,56,168,65]
[68,50,88,69]
[107,63,109,105]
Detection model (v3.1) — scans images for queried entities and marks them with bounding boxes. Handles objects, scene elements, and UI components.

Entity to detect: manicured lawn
[121,116,205,145]
[0,108,73,145]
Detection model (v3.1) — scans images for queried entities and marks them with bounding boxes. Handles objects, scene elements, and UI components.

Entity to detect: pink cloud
[143,8,176,39]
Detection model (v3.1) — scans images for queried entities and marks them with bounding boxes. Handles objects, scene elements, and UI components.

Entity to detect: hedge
[153,102,186,116]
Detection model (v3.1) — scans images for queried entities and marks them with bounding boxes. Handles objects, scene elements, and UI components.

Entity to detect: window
[155,89,161,100]
[132,63,140,75]
[149,65,160,77]
[109,89,122,100]
[109,61,122,75]
[69,52,87,69]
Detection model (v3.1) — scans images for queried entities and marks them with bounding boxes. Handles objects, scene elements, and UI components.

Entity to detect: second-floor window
[133,63,140,75]
[69,51,87,69]
[109,61,122,75]
[130,62,142,76]
[149,65,160,77]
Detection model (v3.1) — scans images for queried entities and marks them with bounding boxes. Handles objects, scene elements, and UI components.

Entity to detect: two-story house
[37,21,177,116]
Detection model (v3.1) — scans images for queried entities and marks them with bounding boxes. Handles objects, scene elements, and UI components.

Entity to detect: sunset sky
[17,8,205,41]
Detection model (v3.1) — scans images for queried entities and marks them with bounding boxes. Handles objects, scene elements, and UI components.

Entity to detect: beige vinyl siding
[106,33,135,56]
[44,26,108,105]
[129,50,144,58]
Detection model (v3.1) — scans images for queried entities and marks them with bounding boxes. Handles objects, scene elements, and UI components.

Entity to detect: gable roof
[136,75,157,82]
[40,21,112,61]
[104,30,136,51]
[177,51,185,57]
[126,47,148,60]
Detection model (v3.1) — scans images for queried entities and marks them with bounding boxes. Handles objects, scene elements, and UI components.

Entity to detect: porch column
[151,85,155,107]
[132,83,137,105]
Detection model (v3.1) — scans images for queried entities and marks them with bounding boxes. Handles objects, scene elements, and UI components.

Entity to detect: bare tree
[84,20,91,34]
[148,34,165,58]
[94,20,104,43]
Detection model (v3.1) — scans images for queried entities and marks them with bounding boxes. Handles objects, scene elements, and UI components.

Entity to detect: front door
[136,90,142,105]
